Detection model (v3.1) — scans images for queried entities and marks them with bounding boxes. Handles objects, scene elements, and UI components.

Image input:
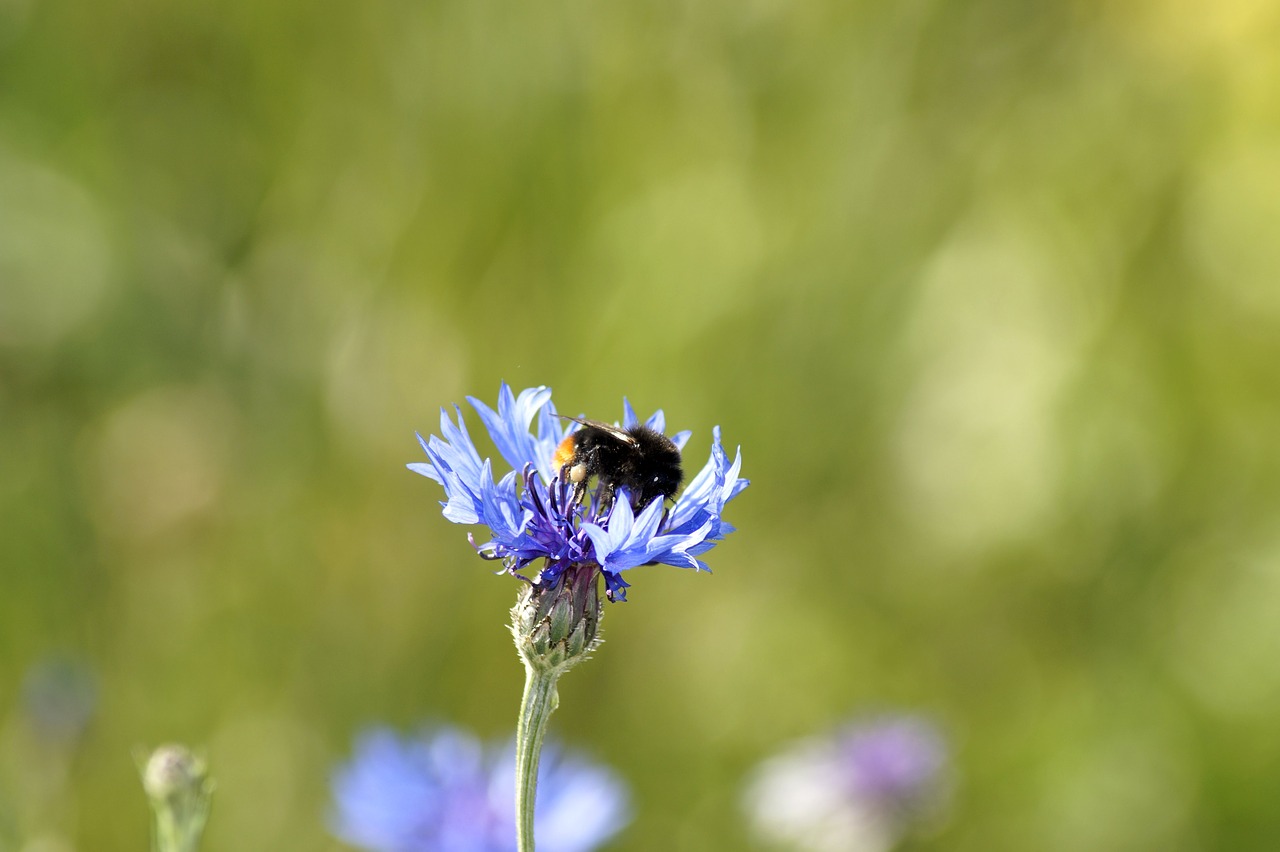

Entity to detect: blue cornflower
[743,716,950,852]
[331,725,630,852]
[410,383,747,602]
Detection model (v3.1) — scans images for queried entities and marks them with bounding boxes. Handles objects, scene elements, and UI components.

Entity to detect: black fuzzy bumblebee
[553,416,683,510]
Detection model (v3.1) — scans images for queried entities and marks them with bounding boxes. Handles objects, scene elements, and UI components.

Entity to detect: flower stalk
[515,664,558,852]
[510,563,604,851]
[138,744,213,852]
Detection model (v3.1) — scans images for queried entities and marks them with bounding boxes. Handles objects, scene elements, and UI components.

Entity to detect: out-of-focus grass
[2,0,1280,849]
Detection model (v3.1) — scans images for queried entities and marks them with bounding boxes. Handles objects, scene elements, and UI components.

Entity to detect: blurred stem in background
[138,745,213,852]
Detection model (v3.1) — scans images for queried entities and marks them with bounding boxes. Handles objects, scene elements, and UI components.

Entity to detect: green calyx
[510,562,603,675]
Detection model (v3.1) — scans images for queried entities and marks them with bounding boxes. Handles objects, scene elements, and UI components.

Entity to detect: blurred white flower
[743,716,950,852]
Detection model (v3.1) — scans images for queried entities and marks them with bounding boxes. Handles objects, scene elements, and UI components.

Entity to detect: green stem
[153,808,207,852]
[515,662,561,852]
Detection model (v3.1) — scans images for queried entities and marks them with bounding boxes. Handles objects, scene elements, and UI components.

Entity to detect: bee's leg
[597,482,617,514]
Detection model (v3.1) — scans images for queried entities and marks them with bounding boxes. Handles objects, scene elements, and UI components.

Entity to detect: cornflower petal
[408,407,493,525]
[580,498,642,570]
[668,426,739,532]
[477,466,528,546]
[533,403,567,482]
[670,430,692,452]
[621,398,641,430]
[467,383,553,475]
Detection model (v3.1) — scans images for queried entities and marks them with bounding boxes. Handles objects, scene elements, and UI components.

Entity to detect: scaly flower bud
[510,562,603,675]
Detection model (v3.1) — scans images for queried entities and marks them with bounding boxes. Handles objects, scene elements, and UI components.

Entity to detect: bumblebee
[553,416,683,509]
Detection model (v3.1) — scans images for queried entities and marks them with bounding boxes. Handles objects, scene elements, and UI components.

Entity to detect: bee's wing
[559,415,638,446]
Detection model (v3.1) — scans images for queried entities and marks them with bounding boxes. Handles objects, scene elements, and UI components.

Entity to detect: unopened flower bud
[139,744,213,852]
[510,562,602,675]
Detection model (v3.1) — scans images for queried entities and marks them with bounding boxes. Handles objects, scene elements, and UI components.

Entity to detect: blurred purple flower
[409,383,747,601]
[743,716,950,852]
[21,655,96,745]
[332,725,630,852]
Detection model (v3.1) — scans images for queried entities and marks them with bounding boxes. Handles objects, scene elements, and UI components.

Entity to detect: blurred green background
[3,0,1280,849]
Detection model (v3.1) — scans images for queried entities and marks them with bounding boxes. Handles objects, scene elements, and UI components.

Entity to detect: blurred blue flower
[331,725,630,852]
[410,383,747,601]
[743,716,950,852]
[21,655,97,745]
